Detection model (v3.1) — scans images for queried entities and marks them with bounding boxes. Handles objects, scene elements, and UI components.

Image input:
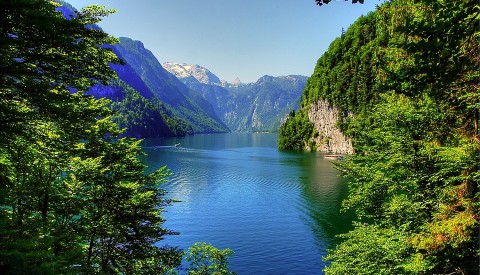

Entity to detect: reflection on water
[295,153,355,246]
[141,133,353,274]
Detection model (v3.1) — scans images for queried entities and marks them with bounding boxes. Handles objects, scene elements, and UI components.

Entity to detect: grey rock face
[307,99,354,154]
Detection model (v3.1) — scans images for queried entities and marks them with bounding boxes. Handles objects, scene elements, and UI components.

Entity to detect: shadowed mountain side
[111,37,229,134]
[227,75,307,132]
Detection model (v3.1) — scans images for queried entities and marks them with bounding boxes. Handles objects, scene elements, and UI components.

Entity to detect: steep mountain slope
[60,2,228,137]
[111,38,229,134]
[228,75,307,132]
[56,2,190,137]
[163,63,307,132]
[88,78,192,138]
[279,12,381,152]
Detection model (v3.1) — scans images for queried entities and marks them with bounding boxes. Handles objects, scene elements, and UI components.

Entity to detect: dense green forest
[107,78,194,137]
[281,0,479,273]
[0,1,234,273]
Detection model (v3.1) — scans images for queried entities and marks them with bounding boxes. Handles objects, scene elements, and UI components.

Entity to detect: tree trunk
[41,191,48,224]
[475,109,478,138]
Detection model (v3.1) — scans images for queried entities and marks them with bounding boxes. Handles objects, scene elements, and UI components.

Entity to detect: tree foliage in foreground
[184,242,236,275]
[321,0,479,274]
[0,1,182,273]
[281,0,479,273]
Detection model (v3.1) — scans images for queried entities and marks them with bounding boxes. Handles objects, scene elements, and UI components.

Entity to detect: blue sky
[67,0,383,83]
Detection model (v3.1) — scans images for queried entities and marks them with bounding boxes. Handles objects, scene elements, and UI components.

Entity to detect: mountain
[60,2,303,136]
[227,75,307,132]
[89,37,229,137]
[231,77,243,87]
[163,63,307,133]
[58,2,229,137]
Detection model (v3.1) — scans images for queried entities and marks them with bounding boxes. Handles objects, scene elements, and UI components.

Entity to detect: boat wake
[142,145,208,154]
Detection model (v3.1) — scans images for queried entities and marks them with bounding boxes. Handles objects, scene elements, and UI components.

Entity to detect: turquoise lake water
[142,133,353,274]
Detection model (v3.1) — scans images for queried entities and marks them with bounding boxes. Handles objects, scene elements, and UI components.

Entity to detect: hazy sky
[67,0,383,83]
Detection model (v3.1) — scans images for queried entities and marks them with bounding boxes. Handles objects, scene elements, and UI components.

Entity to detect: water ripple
[144,134,353,274]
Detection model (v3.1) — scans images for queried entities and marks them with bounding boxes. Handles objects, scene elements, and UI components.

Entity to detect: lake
[142,133,353,274]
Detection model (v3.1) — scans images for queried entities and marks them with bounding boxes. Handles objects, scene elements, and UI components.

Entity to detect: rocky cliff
[307,99,353,154]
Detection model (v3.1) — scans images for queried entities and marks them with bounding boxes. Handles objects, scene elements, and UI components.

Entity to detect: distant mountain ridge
[163,62,243,88]
[59,1,305,137]
[163,63,308,133]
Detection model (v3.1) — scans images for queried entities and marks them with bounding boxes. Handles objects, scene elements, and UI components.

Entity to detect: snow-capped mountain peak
[232,77,242,86]
[162,62,222,86]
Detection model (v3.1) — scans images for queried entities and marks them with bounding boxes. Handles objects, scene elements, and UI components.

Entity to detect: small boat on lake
[174,143,181,147]
[324,154,344,160]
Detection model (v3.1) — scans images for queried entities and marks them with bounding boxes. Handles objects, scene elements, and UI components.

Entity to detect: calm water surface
[142,133,353,274]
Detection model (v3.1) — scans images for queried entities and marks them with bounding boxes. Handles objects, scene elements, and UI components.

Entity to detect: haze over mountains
[163,62,308,133]
[58,0,307,138]
[88,37,229,138]
[87,35,307,137]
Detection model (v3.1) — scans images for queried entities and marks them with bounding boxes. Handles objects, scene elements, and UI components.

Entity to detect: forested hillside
[280,0,479,273]
[278,8,383,150]
[91,78,194,137]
